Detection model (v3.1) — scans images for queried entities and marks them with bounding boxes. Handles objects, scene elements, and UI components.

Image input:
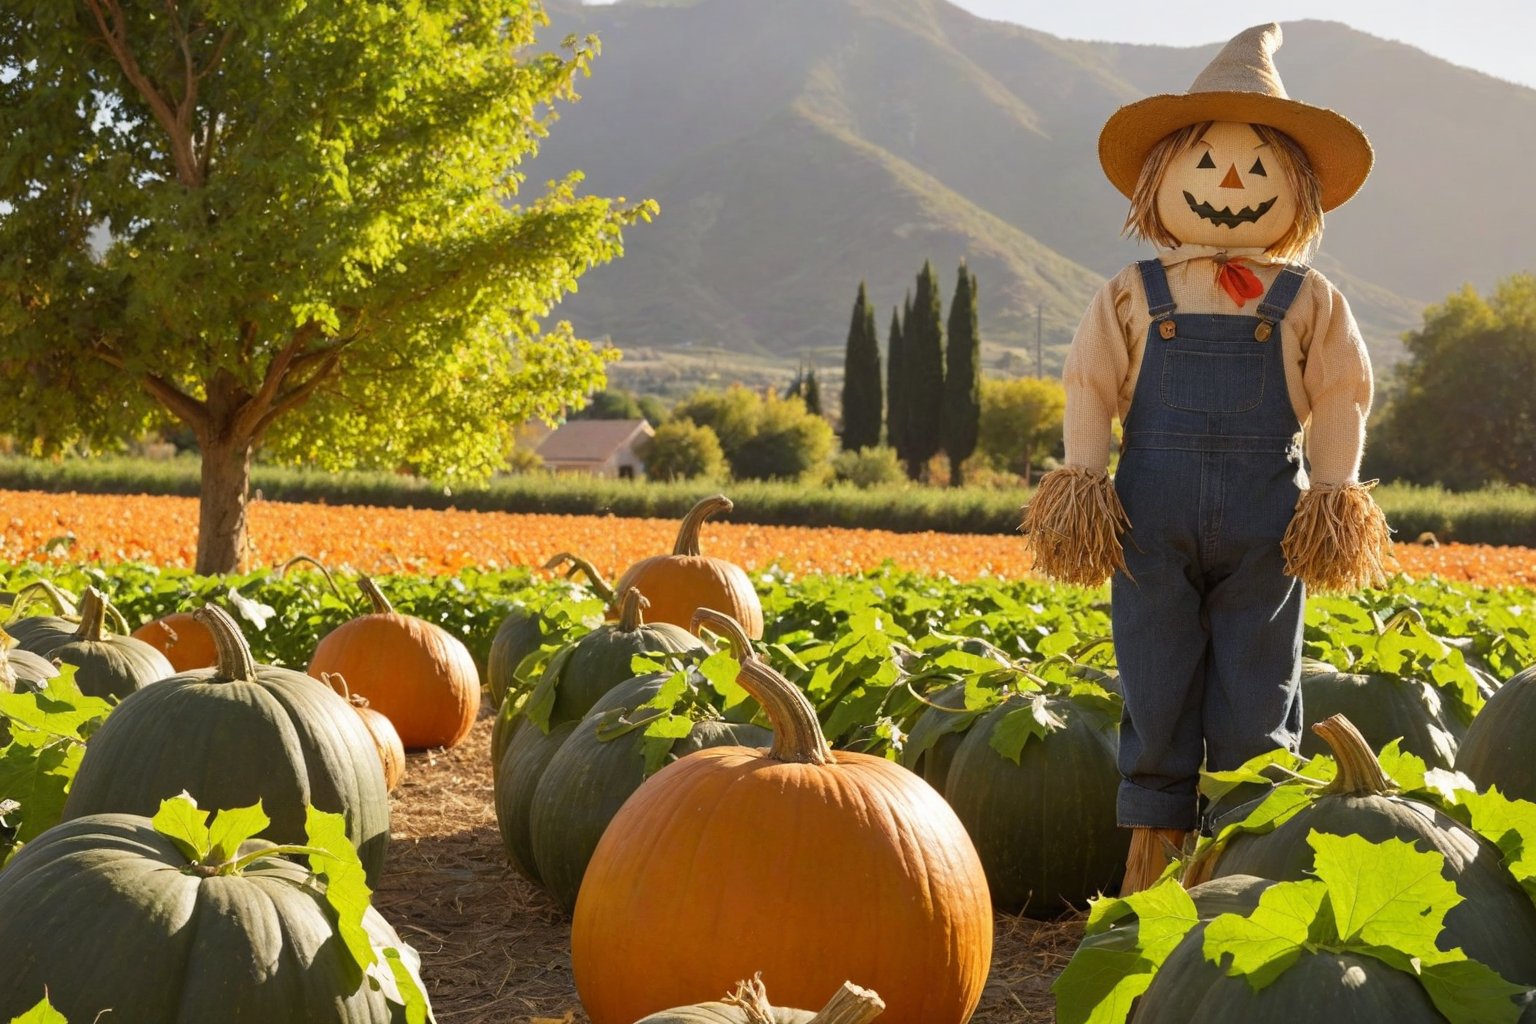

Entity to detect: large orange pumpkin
[610,495,763,638]
[131,612,218,672]
[571,609,992,1024]
[307,575,479,750]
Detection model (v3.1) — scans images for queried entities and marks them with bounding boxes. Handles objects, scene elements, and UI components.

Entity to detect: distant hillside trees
[783,365,824,417]
[670,385,832,482]
[903,261,947,481]
[1368,273,1536,489]
[943,264,981,486]
[841,283,883,451]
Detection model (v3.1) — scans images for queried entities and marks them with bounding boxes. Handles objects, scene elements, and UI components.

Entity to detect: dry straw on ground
[379,700,1083,1023]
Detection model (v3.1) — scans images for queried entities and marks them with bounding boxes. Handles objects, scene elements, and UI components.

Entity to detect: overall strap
[1137,259,1177,340]
[1252,264,1310,341]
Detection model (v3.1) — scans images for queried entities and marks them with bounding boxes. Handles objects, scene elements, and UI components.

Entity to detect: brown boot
[1119,827,1189,896]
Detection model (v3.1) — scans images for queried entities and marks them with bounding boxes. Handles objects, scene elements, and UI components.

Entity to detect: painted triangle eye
[1249,157,1267,176]
[1197,152,1216,170]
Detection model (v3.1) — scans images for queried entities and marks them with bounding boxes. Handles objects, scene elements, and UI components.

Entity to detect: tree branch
[251,352,344,440]
[140,371,209,429]
[231,323,323,440]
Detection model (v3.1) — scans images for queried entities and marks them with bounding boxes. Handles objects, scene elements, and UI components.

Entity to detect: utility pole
[1035,303,1043,378]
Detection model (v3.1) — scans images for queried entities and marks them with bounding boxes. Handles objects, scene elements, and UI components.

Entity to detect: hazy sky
[947,1,1536,90]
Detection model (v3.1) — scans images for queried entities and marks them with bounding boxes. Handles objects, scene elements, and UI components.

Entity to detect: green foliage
[832,445,906,489]
[903,261,947,478]
[572,389,646,421]
[1370,274,1536,489]
[978,376,1067,479]
[0,668,113,863]
[842,282,884,451]
[7,996,67,1024]
[670,386,833,482]
[0,0,654,572]
[637,419,727,482]
[1053,878,1201,1024]
[943,264,981,484]
[886,305,908,457]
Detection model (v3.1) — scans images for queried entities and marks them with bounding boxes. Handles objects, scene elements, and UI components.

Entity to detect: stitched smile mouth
[1182,192,1278,228]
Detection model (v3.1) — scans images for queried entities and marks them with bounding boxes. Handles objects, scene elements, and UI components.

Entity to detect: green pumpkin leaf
[1310,831,1461,952]
[304,805,375,972]
[207,802,272,864]
[152,792,213,864]
[375,945,435,1024]
[523,644,577,734]
[0,668,112,745]
[1053,879,1200,1024]
[1203,879,1326,988]
[1413,955,1527,1024]
[7,994,69,1024]
[638,712,695,776]
[1457,786,1536,901]
[697,650,748,709]
[987,695,1065,764]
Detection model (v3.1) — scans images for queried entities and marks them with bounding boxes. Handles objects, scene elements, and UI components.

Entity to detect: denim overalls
[1111,258,1308,831]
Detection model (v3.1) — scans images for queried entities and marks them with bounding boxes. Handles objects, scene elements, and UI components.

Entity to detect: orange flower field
[3,488,1535,587]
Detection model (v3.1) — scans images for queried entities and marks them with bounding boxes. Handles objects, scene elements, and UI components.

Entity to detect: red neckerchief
[1214,255,1265,308]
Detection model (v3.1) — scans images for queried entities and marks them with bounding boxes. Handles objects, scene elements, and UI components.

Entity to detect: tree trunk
[949,458,965,487]
[196,438,253,575]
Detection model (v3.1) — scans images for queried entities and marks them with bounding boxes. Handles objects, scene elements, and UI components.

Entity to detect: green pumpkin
[1130,875,1444,1023]
[1300,667,1465,769]
[1455,664,1536,802]
[528,671,771,912]
[942,687,1126,916]
[44,587,174,701]
[901,682,975,794]
[62,605,391,886]
[486,604,551,708]
[532,587,705,729]
[6,578,82,653]
[0,812,425,1022]
[1203,715,1536,984]
[494,716,578,883]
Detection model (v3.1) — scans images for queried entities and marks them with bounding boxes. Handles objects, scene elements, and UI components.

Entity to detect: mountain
[527,0,1536,387]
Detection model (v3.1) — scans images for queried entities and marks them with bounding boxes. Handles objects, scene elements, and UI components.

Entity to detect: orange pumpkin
[571,610,992,1024]
[320,672,407,792]
[131,613,219,672]
[307,575,479,750]
[610,495,763,638]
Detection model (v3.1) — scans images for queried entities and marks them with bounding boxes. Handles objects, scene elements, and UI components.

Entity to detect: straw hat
[1098,23,1372,211]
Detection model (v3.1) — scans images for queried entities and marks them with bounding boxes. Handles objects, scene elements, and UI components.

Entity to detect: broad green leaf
[638,713,695,776]
[1203,879,1326,989]
[1457,787,1536,900]
[375,945,435,1024]
[523,644,577,734]
[1053,879,1199,1024]
[988,696,1065,763]
[7,995,69,1024]
[1309,831,1461,953]
[304,806,375,973]
[0,669,113,745]
[1414,955,1527,1024]
[152,793,213,864]
[697,650,748,709]
[207,802,272,864]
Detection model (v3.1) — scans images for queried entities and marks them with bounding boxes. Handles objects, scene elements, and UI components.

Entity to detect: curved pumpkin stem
[542,552,617,603]
[615,588,649,632]
[4,579,78,624]
[692,607,833,766]
[193,604,258,684]
[71,587,111,643]
[276,555,354,609]
[320,670,355,702]
[672,494,733,557]
[1315,714,1394,796]
[357,575,396,616]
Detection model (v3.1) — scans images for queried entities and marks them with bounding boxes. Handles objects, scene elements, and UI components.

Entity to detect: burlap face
[1153,121,1297,249]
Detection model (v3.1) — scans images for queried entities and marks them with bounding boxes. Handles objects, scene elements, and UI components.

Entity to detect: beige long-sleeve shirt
[1061,243,1373,487]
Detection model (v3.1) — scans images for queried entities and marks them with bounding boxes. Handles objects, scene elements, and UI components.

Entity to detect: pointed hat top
[1098,23,1372,211]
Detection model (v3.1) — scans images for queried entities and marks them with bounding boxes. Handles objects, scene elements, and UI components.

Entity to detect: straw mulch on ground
[375,700,1084,1023]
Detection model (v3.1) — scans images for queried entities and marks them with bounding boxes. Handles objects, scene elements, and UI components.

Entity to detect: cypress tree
[902,261,945,481]
[886,302,908,458]
[841,282,882,450]
[943,262,981,486]
[804,368,823,417]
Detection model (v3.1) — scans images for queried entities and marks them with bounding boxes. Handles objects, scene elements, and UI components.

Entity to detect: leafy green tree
[636,395,669,428]
[670,385,761,455]
[902,261,946,481]
[942,263,981,486]
[886,305,908,459]
[730,393,833,482]
[803,368,822,418]
[832,445,904,489]
[0,1,653,573]
[1369,273,1536,489]
[573,389,644,421]
[978,376,1066,484]
[841,282,882,451]
[637,420,726,482]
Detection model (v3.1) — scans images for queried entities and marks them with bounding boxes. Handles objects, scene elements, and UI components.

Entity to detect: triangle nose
[1219,164,1244,189]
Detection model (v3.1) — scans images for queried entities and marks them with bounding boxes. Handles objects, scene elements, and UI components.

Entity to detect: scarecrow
[1021,23,1390,894]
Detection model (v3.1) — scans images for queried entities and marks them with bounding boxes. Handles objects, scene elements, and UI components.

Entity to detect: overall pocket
[1160,348,1265,414]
